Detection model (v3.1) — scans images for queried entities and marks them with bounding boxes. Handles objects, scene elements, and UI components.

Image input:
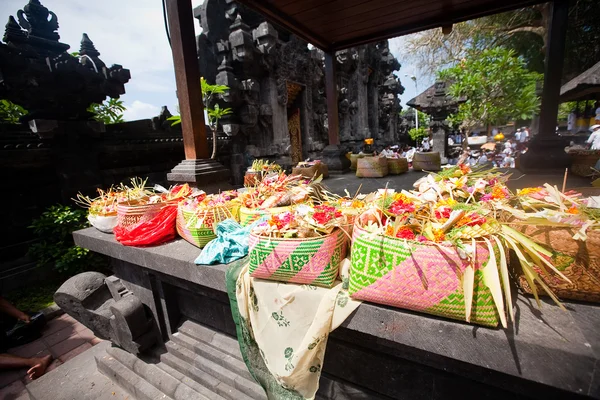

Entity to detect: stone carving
[0,0,130,121]
[54,272,157,355]
[194,0,404,180]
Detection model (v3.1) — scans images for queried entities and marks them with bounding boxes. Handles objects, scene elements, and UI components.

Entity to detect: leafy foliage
[4,281,63,312]
[169,78,232,159]
[88,98,126,124]
[400,108,430,128]
[408,127,429,143]
[439,47,542,131]
[0,99,28,124]
[28,205,105,275]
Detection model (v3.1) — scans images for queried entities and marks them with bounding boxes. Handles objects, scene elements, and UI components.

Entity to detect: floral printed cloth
[227,258,360,399]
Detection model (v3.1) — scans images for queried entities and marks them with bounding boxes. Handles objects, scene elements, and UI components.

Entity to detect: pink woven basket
[117,199,166,229]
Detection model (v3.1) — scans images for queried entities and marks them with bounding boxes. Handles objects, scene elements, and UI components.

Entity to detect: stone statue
[54,272,158,355]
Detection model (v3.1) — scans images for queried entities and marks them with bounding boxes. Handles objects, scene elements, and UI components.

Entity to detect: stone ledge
[74,227,600,398]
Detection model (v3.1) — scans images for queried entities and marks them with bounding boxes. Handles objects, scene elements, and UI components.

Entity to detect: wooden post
[324,52,340,145]
[166,0,208,160]
[537,0,569,137]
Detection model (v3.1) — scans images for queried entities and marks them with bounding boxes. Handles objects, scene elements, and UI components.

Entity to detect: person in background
[422,137,431,152]
[502,152,516,168]
[568,110,577,133]
[504,139,513,150]
[595,101,600,124]
[587,124,600,150]
[380,145,394,158]
[477,151,489,165]
[521,127,529,143]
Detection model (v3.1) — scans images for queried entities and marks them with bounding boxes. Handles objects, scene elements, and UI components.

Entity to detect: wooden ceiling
[235,0,547,52]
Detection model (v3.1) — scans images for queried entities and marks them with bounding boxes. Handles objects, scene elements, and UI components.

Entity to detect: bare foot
[27,354,52,379]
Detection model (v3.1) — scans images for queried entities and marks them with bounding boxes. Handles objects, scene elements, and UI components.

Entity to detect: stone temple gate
[193,0,405,179]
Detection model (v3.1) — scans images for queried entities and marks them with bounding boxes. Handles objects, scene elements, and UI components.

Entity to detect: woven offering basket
[116,199,165,229]
[349,223,502,327]
[244,171,261,186]
[356,157,389,178]
[349,154,364,170]
[509,223,600,303]
[387,158,409,175]
[248,228,347,287]
[239,206,292,226]
[292,164,319,179]
[568,150,600,177]
[412,152,441,171]
[88,214,118,233]
[176,205,237,248]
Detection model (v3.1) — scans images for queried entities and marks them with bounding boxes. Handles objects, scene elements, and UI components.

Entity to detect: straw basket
[176,204,238,248]
[117,199,165,229]
[356,157,388,178]
[387,158,409,175]
[244,171,261,186]
[88,214,118,233]
[248,228,347,287]
[349,154,364,170]
[569,150,600,177]
[349,223,502,327]
[510,224,600,303]
[239,206,292,226]
[412,152,441,171]
[292,164,319,179]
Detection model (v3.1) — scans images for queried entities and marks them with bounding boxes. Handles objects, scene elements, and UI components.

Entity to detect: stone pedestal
[322,144,350,173]
[518,135,571,172]
[432,128,448,164]
[167,159,233,192]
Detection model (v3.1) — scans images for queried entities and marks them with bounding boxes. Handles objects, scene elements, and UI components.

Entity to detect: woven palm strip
[412,152,441,171]
[510,224,600,302]
[348,225,500,327]
[569,151,600,177]
[349,154,365,170]
[239,206,291,226]
[116,201,164,229]
[248,229,347,288]
[356,157,389,178]
[244,171,262,187]
[176,205,235,248]
[387,158,409,175]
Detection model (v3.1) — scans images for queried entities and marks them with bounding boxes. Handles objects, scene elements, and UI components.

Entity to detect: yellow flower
[433,228,446,242]
[567,206,579,214]
[518,187,542,196]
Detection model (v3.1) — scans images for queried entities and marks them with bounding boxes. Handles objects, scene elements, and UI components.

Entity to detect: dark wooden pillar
[324,52,340,145]
[518,0,571,172]
[166,0,208,160]
[537,0,569,138]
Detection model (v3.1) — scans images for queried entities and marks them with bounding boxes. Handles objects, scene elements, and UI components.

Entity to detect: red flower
[434,207,451,220]
[395,227,415,240]
[388,199,415,215]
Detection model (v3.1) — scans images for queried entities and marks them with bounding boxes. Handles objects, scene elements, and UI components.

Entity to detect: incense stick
[562,168,568,193]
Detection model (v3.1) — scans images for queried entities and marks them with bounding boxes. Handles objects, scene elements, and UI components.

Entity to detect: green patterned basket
[239,206,291,226]
[248,228,347,288]
[176,205,236,248]
[349,224,502,327]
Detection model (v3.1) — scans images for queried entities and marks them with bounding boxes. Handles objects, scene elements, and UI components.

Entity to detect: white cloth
[236,259,360,399]
[422,139,430,151]
[514,131,521,142]
[477,155,488,165]
[587,130,600,150]
[520,130,529,142]
[504,142,512,150]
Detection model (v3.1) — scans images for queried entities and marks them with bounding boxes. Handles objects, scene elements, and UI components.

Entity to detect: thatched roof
[560,61,600,102]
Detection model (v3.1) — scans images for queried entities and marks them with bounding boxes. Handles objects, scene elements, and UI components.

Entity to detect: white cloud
[123,100,161,121]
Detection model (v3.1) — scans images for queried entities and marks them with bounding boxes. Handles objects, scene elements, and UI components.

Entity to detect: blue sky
[1,0,430,120]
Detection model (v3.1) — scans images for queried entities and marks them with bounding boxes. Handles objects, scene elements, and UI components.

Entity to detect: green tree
[408,127,429,144]
[168,77,232,159]
[88,98,126,124]
[438,47,542,134]
[0,99,28,124]
[400,108,430,128]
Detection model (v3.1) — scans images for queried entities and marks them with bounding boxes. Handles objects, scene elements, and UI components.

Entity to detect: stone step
[177,320,243,362]
[162,341,261,400]
[154,358,228,400]
[96,349,172,400]
[172,330,254,382]
[105,345,213,400]
[168,335,264,399]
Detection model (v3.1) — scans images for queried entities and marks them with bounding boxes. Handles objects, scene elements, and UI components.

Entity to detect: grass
[4,280,63,313]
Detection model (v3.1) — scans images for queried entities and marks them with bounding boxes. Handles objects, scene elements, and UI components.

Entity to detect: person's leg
[0,297,30,323]
[0,353,53,379]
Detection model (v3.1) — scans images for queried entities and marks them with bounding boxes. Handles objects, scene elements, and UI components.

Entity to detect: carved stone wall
[194,0,404,173]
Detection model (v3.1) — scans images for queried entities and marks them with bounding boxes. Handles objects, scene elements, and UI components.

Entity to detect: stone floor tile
[7,340,47,358]
[72,321,88,333]
[76,326,96,341]
[46,358,62,374]
[59,342,92,363]
[0,379,27,399]
[48,333,87,358]
[0,370,22,389]
[41,317,73,337]
[42,325,77,347]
